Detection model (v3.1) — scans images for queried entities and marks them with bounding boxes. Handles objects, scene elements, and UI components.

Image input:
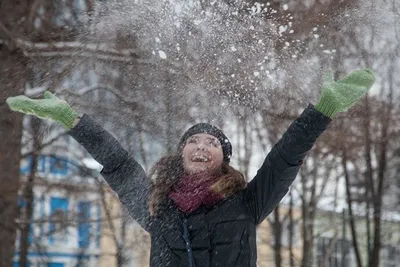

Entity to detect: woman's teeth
[192,155,209,162]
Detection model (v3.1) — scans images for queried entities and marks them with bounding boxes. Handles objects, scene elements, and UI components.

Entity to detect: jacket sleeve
[69,114,151,232]
[243,104,331,225]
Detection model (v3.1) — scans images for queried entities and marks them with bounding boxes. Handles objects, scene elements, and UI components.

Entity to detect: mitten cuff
[58,107,78,130]
[315,97,338,118]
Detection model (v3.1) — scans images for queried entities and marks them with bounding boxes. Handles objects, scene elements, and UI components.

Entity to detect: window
[316,237,352,267]
[49,156,69,176]
[49,197,69,244]
[20,155,46,175]
[78,201,91,248]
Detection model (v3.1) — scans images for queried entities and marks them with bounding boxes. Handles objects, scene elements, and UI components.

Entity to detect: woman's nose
[197,143,207,150]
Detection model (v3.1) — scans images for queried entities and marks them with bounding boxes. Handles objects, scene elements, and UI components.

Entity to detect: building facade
[14,119,103,267]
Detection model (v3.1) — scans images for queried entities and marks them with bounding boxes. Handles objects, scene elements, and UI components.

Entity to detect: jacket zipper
[183,218,196,267]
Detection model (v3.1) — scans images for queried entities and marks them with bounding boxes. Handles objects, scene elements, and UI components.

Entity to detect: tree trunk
[300,166,316,267]
[19,118,41,267]
[288,190,295,267]
[117,244,125,267]
[0,47,26,266]
[18,151,37,267]
[369,59,393,267]
[0,0,31,264]
[301,206,315,267]
[273,206,282,267]
[117,215,127,267]
[362,96,374,267]
[365,178,371,266]
[342,153,363,267]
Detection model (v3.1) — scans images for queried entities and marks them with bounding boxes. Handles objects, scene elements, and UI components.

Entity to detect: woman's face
[182,133,224,174]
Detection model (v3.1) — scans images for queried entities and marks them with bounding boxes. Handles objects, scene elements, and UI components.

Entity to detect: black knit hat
[178,123,232,163]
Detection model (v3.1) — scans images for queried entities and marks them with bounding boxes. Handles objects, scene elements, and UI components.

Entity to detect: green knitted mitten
[315,69,375,118]
[6,91,78,130]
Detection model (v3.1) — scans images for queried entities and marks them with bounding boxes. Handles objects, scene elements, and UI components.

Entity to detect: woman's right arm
[69,114,152,232]
[7,91,152,231]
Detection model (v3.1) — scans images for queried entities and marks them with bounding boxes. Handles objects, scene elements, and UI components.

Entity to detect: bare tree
[18,117,43,267]
[288,189,296,267]
[0,1,29,264]
[0,1,121,265]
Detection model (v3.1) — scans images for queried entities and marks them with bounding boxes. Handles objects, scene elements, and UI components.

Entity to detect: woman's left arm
[244,105,330,224]
[244,69,375,225]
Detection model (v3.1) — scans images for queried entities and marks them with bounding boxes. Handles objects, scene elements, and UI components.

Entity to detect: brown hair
[148,155,247,215]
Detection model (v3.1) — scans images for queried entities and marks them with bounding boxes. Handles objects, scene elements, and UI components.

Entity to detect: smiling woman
[6,69,375,267]
[149,124,247,216]
[182,133,224,175]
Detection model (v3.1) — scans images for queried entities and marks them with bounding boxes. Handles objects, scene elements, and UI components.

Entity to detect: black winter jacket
[69,104,331,267]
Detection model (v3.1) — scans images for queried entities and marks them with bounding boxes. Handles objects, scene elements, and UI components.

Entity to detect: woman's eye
[209,140,219,147]
[188,139,197,144]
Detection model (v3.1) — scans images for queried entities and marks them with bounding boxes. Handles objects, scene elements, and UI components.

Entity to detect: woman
[7,69,375,266]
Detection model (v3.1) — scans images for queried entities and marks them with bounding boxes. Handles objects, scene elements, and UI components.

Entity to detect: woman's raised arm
[244,69,375,225]
[7,91,152,231]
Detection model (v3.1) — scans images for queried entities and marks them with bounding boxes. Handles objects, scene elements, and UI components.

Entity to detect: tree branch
[0,21,147,62]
